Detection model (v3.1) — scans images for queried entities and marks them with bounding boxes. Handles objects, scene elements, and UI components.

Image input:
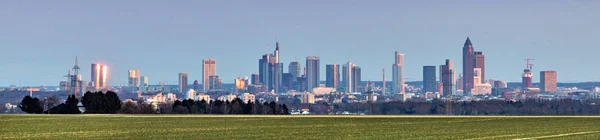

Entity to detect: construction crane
[524,58,535,70]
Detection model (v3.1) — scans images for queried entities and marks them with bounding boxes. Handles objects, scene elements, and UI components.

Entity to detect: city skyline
[2,1,600,86]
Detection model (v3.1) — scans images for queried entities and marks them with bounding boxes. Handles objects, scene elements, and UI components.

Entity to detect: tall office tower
[475,51,485,83]
[140,76,148,87]
[179,72,188,93]
[540,71,557,93]
[326,64,340,89]
[289,61,301,81]
[268,63,283,93]
[522,69,533,90]
[343,62,356,93]
[259,43,282,92]
[91,63,108,89]
[251,73,260,85]
[462,37,475,95]
[282,73,293,92]
[128,70,140,87]
[457,73,463,90]
[259,54,270,85]
[234,77,247,92]
[352,66,361,92]
[382,69,386,95]
[473,68,482,85]
[440,59,455,96]
[209,75,222,90]
[392,51,405,94]
[193,80,199,91]
[306,56,320,92]
[423,66,437,93]
[203,59,217,92]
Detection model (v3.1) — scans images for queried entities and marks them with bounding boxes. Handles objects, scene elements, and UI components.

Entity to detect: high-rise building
[251,73,260,85]
[193,80,199,91]
[289,61,301,82]
[440,59,455,96]
[306,56,320,92]
[392,51,405,94]
[235,77,247,92]
[282,73,293,92]
[540,71,557,93]
[128,70,140,87]
[326,64,340,89]
[209,75,222,90]
[522,69,533,90]
[475,51,485,83]
[179,72,188,93]
[259,43,282,93]
[141,76,148,87]
[343,62,360,93]
[462,37,475,95]
[268,63,283,93]
[422,66,437,93]
[91,63,107,89]
[203,59,217,92]
[352,66,361,92]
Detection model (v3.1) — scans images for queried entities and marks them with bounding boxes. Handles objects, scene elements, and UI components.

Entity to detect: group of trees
[162,98,289,114]
[44,95,81,114]
[18,91,122,114]
[18,96,44,114]
[81,91,122,113]
[322,99,600,115]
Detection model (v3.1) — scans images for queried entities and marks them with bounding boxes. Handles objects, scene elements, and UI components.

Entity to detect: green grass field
[1,115,600,140]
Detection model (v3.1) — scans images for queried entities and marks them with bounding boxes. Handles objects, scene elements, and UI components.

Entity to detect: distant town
[2,37,598,114]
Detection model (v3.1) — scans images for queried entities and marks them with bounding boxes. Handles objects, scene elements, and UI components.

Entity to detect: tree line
[17,91,290,115]
[159,98,289,115]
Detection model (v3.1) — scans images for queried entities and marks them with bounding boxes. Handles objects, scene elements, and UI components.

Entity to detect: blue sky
[1,0,599,86]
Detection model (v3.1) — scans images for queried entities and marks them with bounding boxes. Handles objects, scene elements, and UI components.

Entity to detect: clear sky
[1,0,599,86]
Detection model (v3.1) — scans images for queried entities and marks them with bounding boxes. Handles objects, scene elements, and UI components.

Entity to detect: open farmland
[1,115,600,139]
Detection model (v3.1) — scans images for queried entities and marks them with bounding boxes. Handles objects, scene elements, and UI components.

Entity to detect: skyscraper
[462,37,475,95]
[179,72,188,93]
[343,62,357,93]
[289,61,301,81]
[251,73,260,85]
[540,71,557,93]
[306,56,320,92]
[202,59,217,92]
[259,43,282,93]
[422,66,437,93]
[141,76,148,87]
[475,51,485,83]
[440,59,455,96]
[209,75,222,90]
[91,63,107,89]
[193,80,199,91]
[522,69,533,90]
[392,51,405,94]
[128,70,140,87]
[352,66,361,92]
[282,73,293,92]
[326,64,340,89]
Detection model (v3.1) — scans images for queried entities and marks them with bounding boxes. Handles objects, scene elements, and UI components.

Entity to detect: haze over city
[2,0,599,86]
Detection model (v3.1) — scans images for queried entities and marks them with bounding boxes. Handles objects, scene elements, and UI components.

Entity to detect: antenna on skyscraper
[265,45,269,54]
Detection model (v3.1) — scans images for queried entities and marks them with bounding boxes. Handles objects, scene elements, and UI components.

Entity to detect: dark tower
[462,37,475,95]
[326,64,340,89]
[422,66,437,93]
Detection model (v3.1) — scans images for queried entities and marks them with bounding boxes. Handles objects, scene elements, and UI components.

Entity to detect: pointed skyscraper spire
[275,36,280,51]
[464,37,472,47]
